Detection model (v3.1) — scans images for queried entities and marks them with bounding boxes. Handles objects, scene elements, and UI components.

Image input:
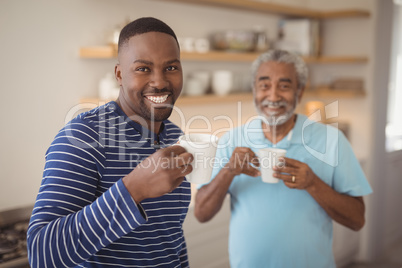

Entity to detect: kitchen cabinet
[79,0,370,103]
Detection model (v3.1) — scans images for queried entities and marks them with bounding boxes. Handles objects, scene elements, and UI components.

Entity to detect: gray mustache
[261,100,288,108]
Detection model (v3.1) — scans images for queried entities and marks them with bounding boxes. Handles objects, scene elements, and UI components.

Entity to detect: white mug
[257,148,287,183]
[212,70,233,96]
[178,134,219,184]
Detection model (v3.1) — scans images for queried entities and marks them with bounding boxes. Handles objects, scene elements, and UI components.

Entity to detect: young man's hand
[123,145,193,203]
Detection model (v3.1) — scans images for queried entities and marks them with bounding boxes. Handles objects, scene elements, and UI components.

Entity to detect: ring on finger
[291,175,296,183]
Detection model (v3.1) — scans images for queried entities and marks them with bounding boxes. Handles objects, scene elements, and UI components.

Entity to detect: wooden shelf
[182,52,368,63]
[80,92,254,107]
[176,92,254,105]
[305,88,366,98]
[158,0,370,19]
[79,46,368,64]
[177,89,366,105]
[80,89,365,109]
[79,46,117,58]
[302,56,368,64]
[181,51,259,62]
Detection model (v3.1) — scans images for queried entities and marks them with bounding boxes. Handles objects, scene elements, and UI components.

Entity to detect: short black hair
[118,17,179,53]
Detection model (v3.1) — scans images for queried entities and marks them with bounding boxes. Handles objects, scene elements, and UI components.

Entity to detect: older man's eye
[136,67,150,72]
[279,84,291,90]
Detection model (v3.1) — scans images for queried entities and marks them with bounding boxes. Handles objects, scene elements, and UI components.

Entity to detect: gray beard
[260,110,295,126]
[254,97,298,126]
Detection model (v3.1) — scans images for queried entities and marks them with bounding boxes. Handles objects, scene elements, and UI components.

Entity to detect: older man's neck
[262,114,297,144]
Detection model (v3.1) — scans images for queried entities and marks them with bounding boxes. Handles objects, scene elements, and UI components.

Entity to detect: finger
[174,152,194,167]
[233,149,258,162]
[165,144,188,155]
[273,165,297,175]
[284,181,297,189]
[242,165,261,177]
[177,163,193,176]
[281,157,301,167]
[251,156,260,167]
[246,150,260,166]
[234,147,252,153]
[246,149,259,162]
[273,171,290,182]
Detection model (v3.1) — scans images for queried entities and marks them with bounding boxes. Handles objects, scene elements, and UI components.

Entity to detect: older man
[194,49,372,268]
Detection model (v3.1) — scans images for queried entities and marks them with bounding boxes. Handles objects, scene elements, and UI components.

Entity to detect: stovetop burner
[0,239,19,255]
[0,206,32,267]
[0,222,28,262]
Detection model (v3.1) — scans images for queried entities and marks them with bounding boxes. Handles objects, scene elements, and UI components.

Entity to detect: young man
[28,17,193,267]
[194,50,373,268]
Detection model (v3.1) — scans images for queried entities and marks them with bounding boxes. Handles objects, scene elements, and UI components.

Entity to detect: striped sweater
[27,101,191,267]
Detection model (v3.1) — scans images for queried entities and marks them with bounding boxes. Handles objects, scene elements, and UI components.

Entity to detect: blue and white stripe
[28,102,191,267]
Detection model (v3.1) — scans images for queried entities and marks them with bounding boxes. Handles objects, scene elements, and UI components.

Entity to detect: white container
[194,38,210,53]
[179,134,219,184]
[185,77,206,96]
[185,71,210,96]
[257,148,287,183]
[212,70,233,96]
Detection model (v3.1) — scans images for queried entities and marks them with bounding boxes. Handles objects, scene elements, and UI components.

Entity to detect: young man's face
[253,61,303,126]
[115,31,183,127]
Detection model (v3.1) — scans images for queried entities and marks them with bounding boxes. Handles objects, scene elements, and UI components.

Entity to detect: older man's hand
[273,157,318,189]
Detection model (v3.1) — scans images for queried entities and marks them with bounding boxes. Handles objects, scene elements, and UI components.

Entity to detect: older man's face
[253,61,303,126]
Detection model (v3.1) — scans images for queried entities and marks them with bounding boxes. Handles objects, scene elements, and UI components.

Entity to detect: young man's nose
[150,71,168,89]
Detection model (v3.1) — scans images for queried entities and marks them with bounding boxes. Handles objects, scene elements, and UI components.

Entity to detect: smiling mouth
[263,104,284,111]
[261,103,285,116]
[265,104,282,109]
[145,95,169,104]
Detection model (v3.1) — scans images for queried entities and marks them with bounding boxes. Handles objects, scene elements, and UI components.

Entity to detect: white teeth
[146,95,169,104]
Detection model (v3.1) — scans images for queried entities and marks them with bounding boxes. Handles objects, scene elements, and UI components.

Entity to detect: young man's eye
[166,66,178,71]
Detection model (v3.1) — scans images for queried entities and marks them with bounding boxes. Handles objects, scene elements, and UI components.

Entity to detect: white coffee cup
[185,77,206,96]
[257,148,287,183]
[185,71,210,96]
[212,70,233,96]
[178,134,219,184]
[182,37,195,52]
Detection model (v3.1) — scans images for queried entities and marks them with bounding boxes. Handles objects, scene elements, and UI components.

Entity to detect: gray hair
[251,49,308,89]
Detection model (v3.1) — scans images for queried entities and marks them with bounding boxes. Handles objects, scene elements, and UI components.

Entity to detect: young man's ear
[115,64,122,86]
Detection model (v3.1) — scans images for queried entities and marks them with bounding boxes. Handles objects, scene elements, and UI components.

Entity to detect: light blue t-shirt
[207,114,372,268]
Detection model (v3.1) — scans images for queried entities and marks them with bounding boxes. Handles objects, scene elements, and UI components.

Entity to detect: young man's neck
[262,114,297,144]
[115,98,163,134]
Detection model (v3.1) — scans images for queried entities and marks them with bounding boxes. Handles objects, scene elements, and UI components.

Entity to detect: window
[386,1,402,152]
